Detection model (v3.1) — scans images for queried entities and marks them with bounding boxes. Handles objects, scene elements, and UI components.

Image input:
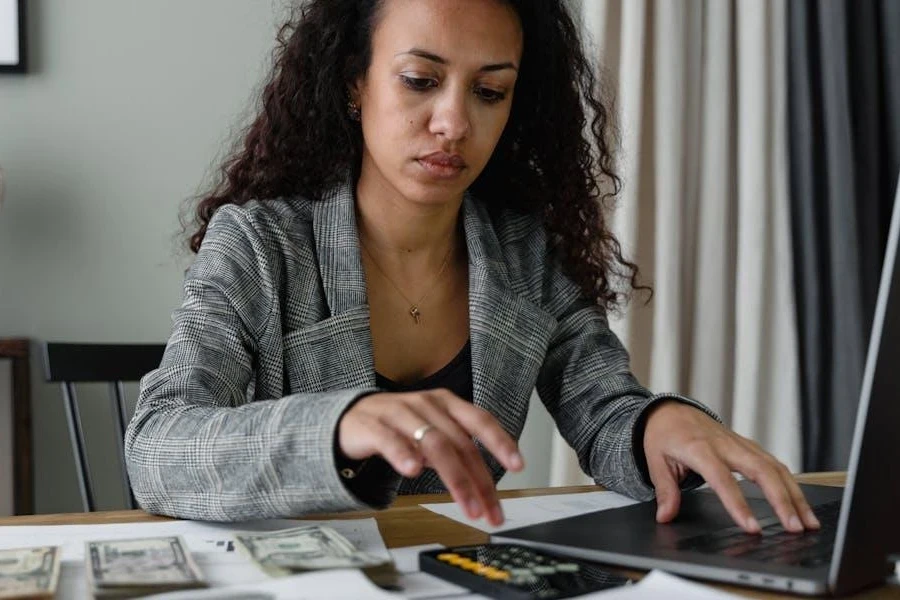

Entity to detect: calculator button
[485,570,510,581]
[533,565,556,575]
[437,553,459,561]
[556,563,580,573]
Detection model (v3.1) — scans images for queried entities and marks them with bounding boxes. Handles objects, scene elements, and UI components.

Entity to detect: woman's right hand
[337,389,524,526]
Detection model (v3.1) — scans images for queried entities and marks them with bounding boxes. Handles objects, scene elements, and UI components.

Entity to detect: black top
[375,340,473,402]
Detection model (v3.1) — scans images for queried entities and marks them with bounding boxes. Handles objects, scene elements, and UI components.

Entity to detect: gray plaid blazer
[125,178,717,522]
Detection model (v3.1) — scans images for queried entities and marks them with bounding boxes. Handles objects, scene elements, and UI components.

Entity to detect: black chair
[42,342,166,512]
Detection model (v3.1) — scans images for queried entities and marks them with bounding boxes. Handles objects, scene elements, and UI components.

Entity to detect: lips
[418,152,467,169]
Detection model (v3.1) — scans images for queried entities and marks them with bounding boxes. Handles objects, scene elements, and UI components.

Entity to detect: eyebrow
[398,48,518,72]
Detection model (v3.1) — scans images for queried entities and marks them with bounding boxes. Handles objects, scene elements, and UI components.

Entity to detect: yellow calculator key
[485,569,511,581]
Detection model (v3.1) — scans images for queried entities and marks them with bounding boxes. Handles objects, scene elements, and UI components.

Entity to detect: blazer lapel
[462,196,557,474]
[302,179,376,390]
[300,181,557,448]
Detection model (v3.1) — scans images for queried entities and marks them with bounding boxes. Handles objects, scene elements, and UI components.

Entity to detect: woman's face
[353,0,523,207]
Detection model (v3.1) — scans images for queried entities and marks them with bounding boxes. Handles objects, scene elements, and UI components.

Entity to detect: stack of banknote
[85,536,206,598]
[234,525,398,588]
[0,546,61,599]
[2,526,394,597]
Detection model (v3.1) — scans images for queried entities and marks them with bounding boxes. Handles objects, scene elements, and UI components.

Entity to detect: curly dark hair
[188,0,649,310]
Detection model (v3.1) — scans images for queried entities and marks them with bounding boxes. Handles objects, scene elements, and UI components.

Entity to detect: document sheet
[420,490,638,533]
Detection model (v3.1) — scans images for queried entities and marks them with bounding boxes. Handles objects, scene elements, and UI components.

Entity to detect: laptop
[494,172,900,596]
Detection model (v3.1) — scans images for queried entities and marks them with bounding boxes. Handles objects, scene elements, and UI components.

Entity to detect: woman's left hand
[643,400,822,534]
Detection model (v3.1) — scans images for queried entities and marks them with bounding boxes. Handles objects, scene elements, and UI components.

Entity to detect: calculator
[419,543,632,599]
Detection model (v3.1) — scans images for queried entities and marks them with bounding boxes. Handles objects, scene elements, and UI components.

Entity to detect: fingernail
[509,452,524,470]
[746,517,760,532]
[491,505,505,525]
[467,499,482,518]
[807,511,821,528]
[790,515,803,531]
[402,459,418,474]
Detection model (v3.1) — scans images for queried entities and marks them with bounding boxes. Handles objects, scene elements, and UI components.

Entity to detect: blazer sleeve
[535,264,721,502]
[125,206,379,521]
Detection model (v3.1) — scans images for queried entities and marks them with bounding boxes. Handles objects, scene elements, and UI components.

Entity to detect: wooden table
[1,472,896,598]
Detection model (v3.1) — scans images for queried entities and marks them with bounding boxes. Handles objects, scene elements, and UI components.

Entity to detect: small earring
[347,100,361,121]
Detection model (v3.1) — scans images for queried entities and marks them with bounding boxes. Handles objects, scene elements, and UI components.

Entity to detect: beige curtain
[550,0,802,486]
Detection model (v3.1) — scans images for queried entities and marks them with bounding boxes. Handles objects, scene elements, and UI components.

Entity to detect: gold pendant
[409,306,421,324]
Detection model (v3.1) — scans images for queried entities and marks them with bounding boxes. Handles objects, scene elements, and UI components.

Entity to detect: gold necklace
[360,239,454,325]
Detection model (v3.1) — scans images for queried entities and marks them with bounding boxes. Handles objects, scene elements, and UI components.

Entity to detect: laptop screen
[829,170,900,593]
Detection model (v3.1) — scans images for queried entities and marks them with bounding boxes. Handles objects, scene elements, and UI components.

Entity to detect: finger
[386,404,489,522]
[365,418,424,478]
[431,390,524,472]
[775,463,821,529]
[418,429,506,526]
[412,400,504,526]
[647,452,682,523]
[725,445,805,533]
[684,447,761,533]
[733,437,821,531]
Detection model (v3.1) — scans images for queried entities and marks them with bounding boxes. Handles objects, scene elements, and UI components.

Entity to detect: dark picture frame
[0,0,26,74]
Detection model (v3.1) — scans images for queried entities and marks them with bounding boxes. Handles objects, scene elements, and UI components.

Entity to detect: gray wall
[0,0,552,514]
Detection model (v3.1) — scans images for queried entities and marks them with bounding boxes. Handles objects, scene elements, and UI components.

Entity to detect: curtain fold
[788,0,900,471]
[549,0,802,487]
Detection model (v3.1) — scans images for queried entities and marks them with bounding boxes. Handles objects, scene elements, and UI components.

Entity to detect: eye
[475,86,506,104]
[400,75,438,91]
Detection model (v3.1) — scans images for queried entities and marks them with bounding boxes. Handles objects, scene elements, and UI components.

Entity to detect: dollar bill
[86,536,206,598]
[0,546,61,600]
[234,525,390,577]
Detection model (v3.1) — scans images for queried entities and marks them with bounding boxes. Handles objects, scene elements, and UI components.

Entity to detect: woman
[125,0,819,534]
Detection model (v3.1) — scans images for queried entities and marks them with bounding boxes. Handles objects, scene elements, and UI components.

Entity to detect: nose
[428,88,471,142]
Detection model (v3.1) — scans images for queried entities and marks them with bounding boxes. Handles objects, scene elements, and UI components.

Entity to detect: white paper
[574,570,744,598]
[0,518,389,600]
[142,568,402,599]
[390,543,444,574]
[421,491,638,534]
[390,544,472,599]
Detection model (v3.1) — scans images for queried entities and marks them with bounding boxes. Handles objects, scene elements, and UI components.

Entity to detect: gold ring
[413,424,434,444]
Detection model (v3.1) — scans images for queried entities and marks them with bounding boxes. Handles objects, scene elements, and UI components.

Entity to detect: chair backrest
[42,342,166,512]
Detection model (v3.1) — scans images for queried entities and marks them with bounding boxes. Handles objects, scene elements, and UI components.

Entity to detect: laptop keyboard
[677,500,841,568]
